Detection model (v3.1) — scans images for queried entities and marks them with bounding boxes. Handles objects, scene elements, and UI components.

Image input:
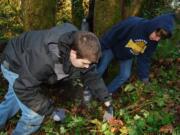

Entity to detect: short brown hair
[72,31,101,63]
[155,28,169,39]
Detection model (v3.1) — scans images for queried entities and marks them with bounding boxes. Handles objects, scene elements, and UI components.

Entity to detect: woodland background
[0,0,179,134]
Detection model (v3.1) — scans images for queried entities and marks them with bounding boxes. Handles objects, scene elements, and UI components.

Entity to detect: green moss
[22,0,56,31]
[94,0,121,36]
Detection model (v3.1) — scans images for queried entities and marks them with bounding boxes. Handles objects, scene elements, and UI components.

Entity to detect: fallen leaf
[119,126,128,134]
[111,127,118,133]
[167,80,174,87]
[90,119,102,126]
[108,117,124,127]
[176,58,180,63]
[159,124,173,134]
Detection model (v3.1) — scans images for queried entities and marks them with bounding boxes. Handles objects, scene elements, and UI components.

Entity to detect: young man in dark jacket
[97,13,176,93]
[0,23,111,134]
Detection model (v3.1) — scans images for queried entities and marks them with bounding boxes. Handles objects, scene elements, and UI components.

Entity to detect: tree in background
[71,0,84,28]
[139,0,173,18]
[0,0,177,44]
[93,0,147,36]
[56,0,72,24]
[93,0,174,36]
[93,0,121,36]
[21,0,56,31]
[0,0,22,40]
[56,0,89,28]
[120,0,144,18]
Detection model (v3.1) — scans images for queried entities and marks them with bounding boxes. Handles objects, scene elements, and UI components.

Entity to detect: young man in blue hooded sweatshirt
[97,13,177,93]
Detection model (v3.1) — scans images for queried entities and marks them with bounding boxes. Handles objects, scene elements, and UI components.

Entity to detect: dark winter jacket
[2,23,110,115]
[100,13,175,80]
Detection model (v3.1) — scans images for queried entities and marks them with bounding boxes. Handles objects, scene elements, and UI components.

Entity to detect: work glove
[83,86,92,104]
[103,100,114,121]
[51,108,66,122]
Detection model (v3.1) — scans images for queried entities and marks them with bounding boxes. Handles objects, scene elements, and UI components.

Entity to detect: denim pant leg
[0,65,20,128]
[0,65,44,134]
[12,99,45,135]
[97,49,114,76]
[108,59,133,93]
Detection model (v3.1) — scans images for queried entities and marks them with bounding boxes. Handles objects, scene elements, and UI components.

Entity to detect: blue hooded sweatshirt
[100,13,175,80]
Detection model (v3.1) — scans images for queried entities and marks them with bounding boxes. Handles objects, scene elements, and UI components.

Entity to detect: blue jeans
[0,65,44,135]
[97,49,132,93]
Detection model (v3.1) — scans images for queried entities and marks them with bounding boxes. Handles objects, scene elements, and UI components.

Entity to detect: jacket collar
[58,31,76,74]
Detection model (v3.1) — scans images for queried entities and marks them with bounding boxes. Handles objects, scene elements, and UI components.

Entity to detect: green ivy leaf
[124,84,135,92]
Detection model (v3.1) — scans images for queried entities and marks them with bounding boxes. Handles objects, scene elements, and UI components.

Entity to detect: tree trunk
[93,0,146,36]
[123,0,144,18]
[87,0,95,32]
[71,0,84,28]
[93,0,121,36]
[21,0,56,31]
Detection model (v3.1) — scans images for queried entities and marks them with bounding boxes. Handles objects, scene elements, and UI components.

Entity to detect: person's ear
[70,50,77,59]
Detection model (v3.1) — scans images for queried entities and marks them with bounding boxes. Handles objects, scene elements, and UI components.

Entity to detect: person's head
[70,31,101,68]
[149,28,169,42]
[147,13,176,42]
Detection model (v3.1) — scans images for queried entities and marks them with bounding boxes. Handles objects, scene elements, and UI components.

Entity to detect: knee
[29,113,44,125]
[21,111,44,126]
[13,114,44,135]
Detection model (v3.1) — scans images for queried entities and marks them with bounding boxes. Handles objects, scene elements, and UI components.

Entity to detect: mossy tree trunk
[21,0,56,31]
[123,0,144,18]
[94,0,145,36]
[94,0,121,36]
[71,0,84,28]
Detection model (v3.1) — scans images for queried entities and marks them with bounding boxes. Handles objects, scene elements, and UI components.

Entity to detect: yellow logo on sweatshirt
[125,39,147,55]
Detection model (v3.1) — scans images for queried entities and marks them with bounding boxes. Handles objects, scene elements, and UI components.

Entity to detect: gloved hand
[103,105,114,121]
[83,87,92,104]
[104,100,111,107]
[51,108,66,122]
[103,99,113,121]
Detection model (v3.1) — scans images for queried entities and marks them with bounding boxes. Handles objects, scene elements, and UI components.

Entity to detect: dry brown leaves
[108,117,124,133]
[159,124,173,134]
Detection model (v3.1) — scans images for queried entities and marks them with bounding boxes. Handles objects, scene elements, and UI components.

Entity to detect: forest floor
[0,57,180,135]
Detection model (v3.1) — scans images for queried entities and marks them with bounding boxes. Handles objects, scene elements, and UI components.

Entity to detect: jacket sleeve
[81,64,110,102]
[137,43,157,80]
